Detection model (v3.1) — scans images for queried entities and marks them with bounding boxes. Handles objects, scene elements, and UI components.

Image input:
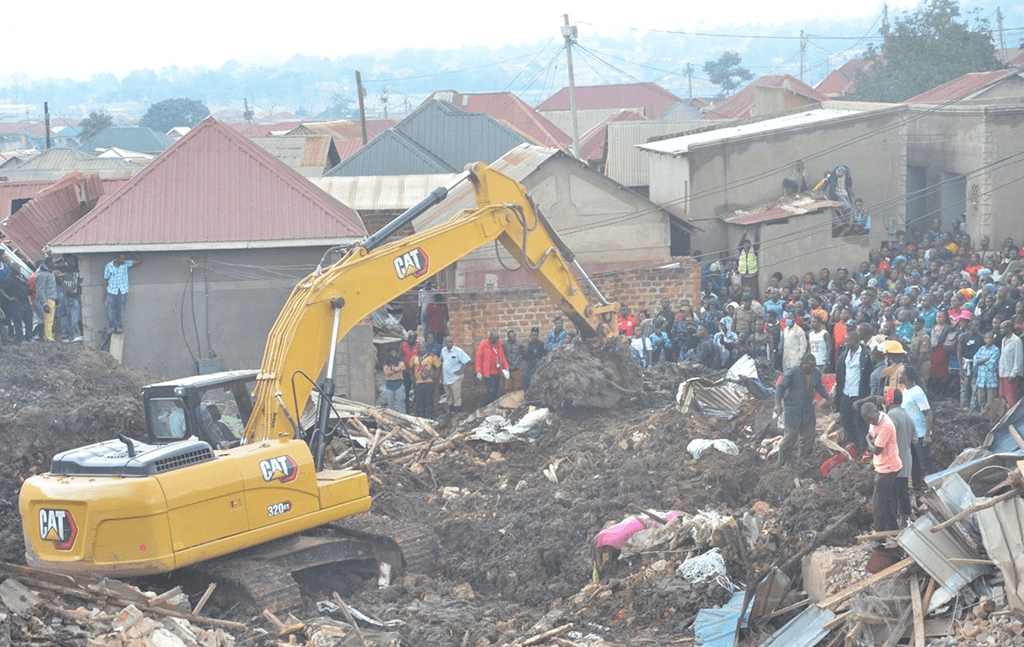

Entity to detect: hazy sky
[7,0,932,81]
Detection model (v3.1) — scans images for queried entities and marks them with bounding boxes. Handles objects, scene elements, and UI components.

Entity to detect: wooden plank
[815,557,915,610]
[910,573,925,647]
[1008,424,1024,451]
[146,585,182,607]
[921,577,937,614]
[856,530,901,542]
[880,604,914,647]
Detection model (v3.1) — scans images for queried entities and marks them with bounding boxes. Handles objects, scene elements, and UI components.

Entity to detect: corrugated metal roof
[79,127,176,155]
[0,148,141,182]
[311,174,458,211]
[815,59,872,97]
[537,82,681,119]
[703,75,829,120]
[326,100,530,177]
[288,119,395,140]
[605,120,706,186]
[0,178,127,222]
[0,173,106,259]
[577,109,648,161]
[50,117,365,252]
[427,90,571,149]
[757,605,835,647]
[410,144,556,231]
[333,138,363,162]
[224,121,304,137]
[905,69,1023,104]
[694,590,749,647]
[640,109,863,156]
[724,198,843,225]
[250,135,337,178]
[898,497,990,599]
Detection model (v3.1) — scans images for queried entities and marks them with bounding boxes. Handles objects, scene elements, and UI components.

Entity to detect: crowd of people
[0,251,142,344]
[379,217,1024,538]
[0,252,86,343]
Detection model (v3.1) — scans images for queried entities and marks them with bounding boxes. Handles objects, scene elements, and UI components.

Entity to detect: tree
[139,98,210,133]
[854,0,1002,102]
[703,51,753,98]
[77,111,113,143]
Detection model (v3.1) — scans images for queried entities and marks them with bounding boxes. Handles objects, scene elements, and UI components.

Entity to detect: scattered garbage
[677,548,736,590]
[468,407,552,442]
[687,438,740,459]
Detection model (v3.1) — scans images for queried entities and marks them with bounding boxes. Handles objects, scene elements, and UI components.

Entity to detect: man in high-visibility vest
[737,238,759,299]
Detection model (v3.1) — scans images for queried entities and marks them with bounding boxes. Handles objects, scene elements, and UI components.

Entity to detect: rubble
[2,343,1022,646]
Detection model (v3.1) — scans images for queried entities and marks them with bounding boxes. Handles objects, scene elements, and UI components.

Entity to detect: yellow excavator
[19,163,619,612]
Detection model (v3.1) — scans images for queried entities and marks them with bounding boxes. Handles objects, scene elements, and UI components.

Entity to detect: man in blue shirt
[775,353,831,467]
[103,253,141,334]
[545,316,568,352]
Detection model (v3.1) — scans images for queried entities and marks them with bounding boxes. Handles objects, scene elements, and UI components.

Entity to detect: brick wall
[444,258,701,348]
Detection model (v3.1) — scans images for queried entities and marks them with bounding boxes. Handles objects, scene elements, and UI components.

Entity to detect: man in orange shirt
[861,402,903,534]
[475,331,510,406]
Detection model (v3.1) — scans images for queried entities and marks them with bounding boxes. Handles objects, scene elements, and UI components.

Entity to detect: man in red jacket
[476,330,510,406]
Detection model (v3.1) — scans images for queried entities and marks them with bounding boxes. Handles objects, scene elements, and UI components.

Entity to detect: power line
[362,49,556,84]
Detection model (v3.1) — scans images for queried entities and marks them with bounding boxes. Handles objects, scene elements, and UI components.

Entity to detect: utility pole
[686,64,693,101]
[997,7,1007,62]
[561,14,581,159]
[381,86,389,120]
[355,71,368,145]
[799,30,807,83]
[43,102,50,150]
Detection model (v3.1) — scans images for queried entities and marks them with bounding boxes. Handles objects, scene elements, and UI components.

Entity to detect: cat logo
[259,455,298,483]
[393,248,429,280]
[39,508,77,551]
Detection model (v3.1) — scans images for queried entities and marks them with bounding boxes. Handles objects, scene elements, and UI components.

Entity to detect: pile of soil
[0,344,155,564]
[526,341,642,409]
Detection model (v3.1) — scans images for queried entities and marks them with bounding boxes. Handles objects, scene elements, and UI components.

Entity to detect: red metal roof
[815,59,872,97]
[333,138,363,162]
[723,198,842,225]
[291,119,396,140]
[905,69,1021,104]
[50,118,365,251]
[578,109,648,161]
[537,82,682,119]
[0,173,110,260]
[224,121,305,137]
[702,75,829,120]
[426,90,572,149]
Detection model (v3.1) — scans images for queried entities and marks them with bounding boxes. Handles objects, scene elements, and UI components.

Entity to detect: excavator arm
[245,162,618,444]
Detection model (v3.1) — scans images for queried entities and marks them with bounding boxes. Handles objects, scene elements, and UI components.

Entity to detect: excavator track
[192,514,440,616]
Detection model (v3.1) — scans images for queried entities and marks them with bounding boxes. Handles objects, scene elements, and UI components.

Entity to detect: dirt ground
[0,344,995,646]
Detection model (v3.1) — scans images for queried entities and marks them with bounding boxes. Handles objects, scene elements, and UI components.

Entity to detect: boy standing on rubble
[860,402,902,533]
[774,353,831,467]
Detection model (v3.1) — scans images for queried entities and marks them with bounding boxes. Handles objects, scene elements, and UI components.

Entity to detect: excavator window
[149,399,188,440]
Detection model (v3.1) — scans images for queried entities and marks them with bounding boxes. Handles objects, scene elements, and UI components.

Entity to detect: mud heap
[0,344,154,564]
[526,341,642,409]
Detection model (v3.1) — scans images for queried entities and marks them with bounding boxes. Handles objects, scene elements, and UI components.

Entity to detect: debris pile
[0,343,1019,647]
[526,341,642,409]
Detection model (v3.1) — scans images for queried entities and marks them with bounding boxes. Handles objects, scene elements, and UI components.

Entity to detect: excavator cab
[142,370,258,449]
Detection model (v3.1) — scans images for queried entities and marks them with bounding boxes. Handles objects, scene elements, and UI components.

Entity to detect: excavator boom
[246,162,617,444]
